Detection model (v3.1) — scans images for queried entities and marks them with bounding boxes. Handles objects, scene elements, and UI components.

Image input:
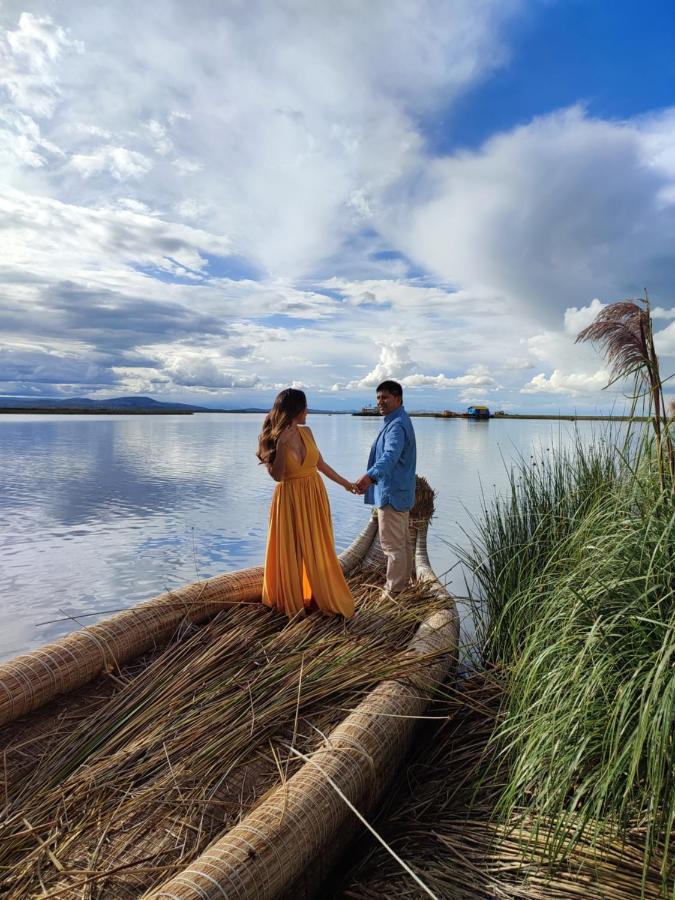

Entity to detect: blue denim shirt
[364,406,416,511]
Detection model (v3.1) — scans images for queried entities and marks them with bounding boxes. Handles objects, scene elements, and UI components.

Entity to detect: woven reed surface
[149,604,458,900]
[0,476,453,898]
[338,514,380,574]
[0,565,264,726]
[0,581,448,898]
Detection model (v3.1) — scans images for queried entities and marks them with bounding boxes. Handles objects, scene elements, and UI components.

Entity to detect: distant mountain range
[0,395,210,412]
[0,396,350,414]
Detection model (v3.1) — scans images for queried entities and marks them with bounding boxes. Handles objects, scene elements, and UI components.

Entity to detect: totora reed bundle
[0,577,448,898]
[341,671,672,900]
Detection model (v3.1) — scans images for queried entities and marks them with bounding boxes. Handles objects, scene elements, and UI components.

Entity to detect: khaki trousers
[377,505,413,593]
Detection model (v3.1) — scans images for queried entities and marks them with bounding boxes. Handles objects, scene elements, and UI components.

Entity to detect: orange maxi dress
[262,427,354,618]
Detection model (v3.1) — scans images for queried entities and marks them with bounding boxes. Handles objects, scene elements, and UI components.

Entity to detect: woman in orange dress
[256,388,355,618]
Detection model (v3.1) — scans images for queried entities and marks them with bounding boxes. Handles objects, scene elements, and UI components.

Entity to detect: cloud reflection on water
[0,413,615,660]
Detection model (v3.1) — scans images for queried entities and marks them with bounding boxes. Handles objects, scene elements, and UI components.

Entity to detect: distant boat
[353,406,380,416]
[467,405,490,418]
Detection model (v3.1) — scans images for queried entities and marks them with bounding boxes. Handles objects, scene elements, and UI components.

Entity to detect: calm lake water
[0,413,611,661]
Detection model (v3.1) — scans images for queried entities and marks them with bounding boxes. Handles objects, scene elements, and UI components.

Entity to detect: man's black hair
[376,380,403,398]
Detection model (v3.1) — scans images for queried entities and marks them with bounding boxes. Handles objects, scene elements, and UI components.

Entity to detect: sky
[2,0,675,413]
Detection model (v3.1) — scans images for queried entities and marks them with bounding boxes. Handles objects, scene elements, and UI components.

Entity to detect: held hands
[345,474,373,495]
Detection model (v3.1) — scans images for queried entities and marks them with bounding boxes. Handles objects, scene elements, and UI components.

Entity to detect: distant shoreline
[354,412,650,422]
[0,408,648,421]
[0,407,350,416]
[0,408,197,415]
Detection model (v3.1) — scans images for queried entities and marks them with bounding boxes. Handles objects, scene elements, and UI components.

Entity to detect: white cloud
[352,341,417,388]
[403,372,498,388]
[0,186,232,277]
[654,321,675,356]
[459,388,489,403]
[390,107,675,322]
[1,4,673,412]
[1,1,524,278]
[146,119,172,156]
[70,145,153,180]
[172,158,203,175]
[503,356,534,370]
[324,277,469,313]
[175,198,208,220]
[163,355,260,390]
[338,341,500,392]
[2,13,82,117]
[117,197,157,215]
[564,298,606,335]
[521,369,610,396]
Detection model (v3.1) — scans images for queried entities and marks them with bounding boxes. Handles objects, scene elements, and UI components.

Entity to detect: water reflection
[0,413,618,660]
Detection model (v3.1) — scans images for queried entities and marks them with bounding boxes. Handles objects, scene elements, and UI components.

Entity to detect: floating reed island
[0,477,459,899]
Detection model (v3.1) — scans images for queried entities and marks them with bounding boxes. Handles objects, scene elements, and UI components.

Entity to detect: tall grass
[460,432,674,892]
[341,673,670,899]
[464,436,622,664]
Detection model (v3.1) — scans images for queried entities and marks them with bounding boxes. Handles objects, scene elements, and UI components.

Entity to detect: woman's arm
[303,427,354,491]
[317,455,356,491]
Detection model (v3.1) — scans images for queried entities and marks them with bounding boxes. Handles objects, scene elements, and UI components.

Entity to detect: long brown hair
[256,388,307,468]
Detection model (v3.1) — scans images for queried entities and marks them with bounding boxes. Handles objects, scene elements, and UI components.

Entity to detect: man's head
[376,380,403,416]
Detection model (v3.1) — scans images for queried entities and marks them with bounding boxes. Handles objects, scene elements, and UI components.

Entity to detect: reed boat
[0,477,458,899]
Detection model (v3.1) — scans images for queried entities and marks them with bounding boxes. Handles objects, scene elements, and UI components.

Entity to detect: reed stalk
[345,407,672,897]
[458,435,673,896]
[0,580,447,898]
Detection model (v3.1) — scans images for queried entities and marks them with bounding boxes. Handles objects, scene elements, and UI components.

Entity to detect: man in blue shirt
[355,380,417,595]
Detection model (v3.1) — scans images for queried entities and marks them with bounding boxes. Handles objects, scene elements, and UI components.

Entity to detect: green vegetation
[343,432,673,899]
[344,298,673,897]
[457,299,675,893]
[462,436,673,890]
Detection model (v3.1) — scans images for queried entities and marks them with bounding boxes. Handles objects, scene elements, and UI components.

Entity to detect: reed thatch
[340,671,673,900]
[0,503,381,727]
[149,607,456,900]
[0,476,458,899]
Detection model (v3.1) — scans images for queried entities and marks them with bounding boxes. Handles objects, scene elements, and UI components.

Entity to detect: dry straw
[343,672,672,900]
[0,476,458,899]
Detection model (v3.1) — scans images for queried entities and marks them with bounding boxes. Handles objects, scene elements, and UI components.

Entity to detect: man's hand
[355,474,373,494]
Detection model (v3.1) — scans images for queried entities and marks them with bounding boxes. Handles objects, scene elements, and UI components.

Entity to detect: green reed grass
[342,673,670,899]
[459,432,674,893]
